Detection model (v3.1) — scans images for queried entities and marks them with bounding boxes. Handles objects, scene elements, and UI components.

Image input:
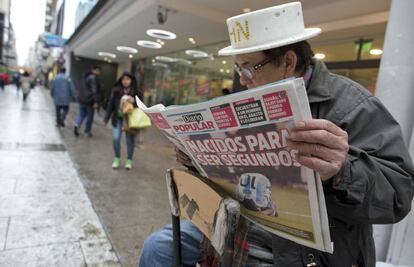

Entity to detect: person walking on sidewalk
[74,66,101,137]
[139,2,414,267]
[12,72,20,91]
[104,72,143,170]
[21,71,31,101]
[50,67,75,127]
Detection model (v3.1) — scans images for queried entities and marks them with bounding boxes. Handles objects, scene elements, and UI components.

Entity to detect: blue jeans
[139,220,203,267]
[75,104,94,134]
[113,118,136,160]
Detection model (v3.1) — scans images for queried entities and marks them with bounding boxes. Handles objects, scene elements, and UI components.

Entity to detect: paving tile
[0,178,16,194]
[0,242,84,267]
[0,189,90,217]
[0,217,9,251]
[5,212,106,249]
[80,239,121,267]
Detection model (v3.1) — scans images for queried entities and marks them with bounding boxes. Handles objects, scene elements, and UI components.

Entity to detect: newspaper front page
[136,78,332,252]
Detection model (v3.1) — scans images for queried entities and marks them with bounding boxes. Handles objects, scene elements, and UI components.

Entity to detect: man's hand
[175,148,193,168]
[287,119,349,181]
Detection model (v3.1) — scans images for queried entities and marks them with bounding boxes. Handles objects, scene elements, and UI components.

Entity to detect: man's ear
[284,50,298,77]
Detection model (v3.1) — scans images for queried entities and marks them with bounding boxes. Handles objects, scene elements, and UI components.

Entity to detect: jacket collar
[306,59,332,103]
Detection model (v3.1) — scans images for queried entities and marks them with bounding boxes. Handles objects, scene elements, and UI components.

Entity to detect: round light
[220,69,224,73]
[174,58,193,65]
[226,69,230,73]
[152,62,169,68]
[137,40,162,49]
[146,29,176,40]
[98,52,116,58]
[370,49,383,56]
[314,53,325,60]
[129,54,134,59]
[188,37,196,44]
[243,8,251,13]
[155,56,176,63]
[116,46,138,54]
[185,49,209,58]
[222,60,227,64]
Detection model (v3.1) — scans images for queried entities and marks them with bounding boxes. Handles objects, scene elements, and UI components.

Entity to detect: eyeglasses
[234,58,272,79]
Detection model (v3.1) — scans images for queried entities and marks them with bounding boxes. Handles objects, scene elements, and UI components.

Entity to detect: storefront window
[141,41,234,106]
[310,35,384,62]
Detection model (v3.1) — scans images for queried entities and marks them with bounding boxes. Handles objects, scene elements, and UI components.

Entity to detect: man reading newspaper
[139,2,414,266]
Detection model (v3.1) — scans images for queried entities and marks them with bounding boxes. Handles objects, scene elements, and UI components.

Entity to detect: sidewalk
[58,92,180,266]
[0,86,120,266]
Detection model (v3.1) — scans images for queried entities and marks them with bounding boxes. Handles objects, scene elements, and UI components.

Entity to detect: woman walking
[104,72,143,169]
[21,71,32,101]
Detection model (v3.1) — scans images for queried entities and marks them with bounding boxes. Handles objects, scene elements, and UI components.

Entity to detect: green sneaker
[125,159,133,170]
[112,158,120,169]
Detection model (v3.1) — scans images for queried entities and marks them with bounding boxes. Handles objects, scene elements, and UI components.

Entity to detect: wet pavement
[0,86,178,266]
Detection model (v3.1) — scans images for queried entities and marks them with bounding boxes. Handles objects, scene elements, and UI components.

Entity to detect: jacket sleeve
[324,96,414,224]
[69,79,76,101]
[88,75,99,104]
[104,89,115,122]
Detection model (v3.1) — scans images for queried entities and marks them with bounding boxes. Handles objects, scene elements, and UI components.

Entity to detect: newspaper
[136,78,333,253]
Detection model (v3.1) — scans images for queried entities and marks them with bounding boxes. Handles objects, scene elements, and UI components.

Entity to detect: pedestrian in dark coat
[50,67,75,127]
[74,66,101,137]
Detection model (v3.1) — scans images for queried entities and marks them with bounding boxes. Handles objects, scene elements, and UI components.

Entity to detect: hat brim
[218,28,321,56]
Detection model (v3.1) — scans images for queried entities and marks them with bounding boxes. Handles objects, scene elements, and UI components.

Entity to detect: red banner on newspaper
[210,103,238,129]
[263,91,292,120]
[147,113,170,129]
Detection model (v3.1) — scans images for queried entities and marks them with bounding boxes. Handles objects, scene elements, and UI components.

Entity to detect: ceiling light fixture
[185,49,209,58]
[243,8,251,13]
[137,40,162,49]
[155,56,176,62]
[152,62,169,68]
[220,69,224,73]
[98,52,116,58]
[129,54,134,59]
[116,46,138,54]
[147,29,176,40]
[188,37,196,44]
[314,53,325,60]
[370,49,383,55]
[222,60,227,64]
[174,58,193,65]
[226,69,230,73]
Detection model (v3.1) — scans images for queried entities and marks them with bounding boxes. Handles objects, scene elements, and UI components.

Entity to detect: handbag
[128,108,152,129]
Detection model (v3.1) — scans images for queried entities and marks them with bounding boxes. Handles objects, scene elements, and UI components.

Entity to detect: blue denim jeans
[112,118,136,160]
[75,104,94,134]
[139,220,203,267]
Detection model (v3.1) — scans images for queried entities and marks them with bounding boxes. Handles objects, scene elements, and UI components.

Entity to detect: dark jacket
[78,72,100,105]
[50,73,75,106]
[254,60,414,267]
[104,86,143,127]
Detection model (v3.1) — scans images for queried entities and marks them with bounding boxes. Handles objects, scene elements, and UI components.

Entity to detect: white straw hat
[218,2,321,56]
